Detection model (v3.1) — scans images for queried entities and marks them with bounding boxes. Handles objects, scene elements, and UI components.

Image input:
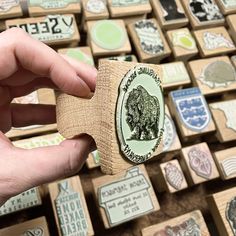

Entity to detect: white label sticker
[86,0,106,13]
[0,0,19,12]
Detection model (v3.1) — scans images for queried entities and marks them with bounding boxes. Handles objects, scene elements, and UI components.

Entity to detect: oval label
[116,65,164,163]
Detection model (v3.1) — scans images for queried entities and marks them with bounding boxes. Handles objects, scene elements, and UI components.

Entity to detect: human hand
[0,28,97,205]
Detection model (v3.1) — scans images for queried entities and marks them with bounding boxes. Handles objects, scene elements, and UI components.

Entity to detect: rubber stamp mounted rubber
[0,0,23,19]
[216,0,236,15]
[56,60,165,174]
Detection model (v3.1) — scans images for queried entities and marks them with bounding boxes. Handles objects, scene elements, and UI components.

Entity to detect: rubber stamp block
[6,14,80,46]
[161,61,191,90]
[56,60,165,174]
[0,217,49,236]
[127,18,171,63]
[49,176,94,236]
[157,159,188,193]
[92,164,160,228]
[101,54,138,62]
[169,87,215,139]
[162,105,181,153]
[193,26,236,57]
[166,27,198,61]
[210,99,236,142]
[214,147,236,180]
[6,89,56,139]
[207,187,236,236]
[121,13,147,26]
[58,46,95,65]
[181,0,225,29]
[141,210,210,236]
[107,0,151,18]
[0,187,42,216]
[215,0,236,14]
[81,0,109,21]
[87,19,131,57]
[227,14,236,44]
[86,150,101,169]
[0,0,23,19]
[28,0,81,17]
[188,56,236,96]
[180,142,219,185]
[232,55,236,68]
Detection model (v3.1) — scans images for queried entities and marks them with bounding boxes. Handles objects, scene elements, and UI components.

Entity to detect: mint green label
[112,0,147,7]
[91,150,100,165]
[66,48,94,65]
[0,0,19,12]
[91,20,126,50]
[221,0,236,8]
[29,0,80,9]
[172,31,196,50]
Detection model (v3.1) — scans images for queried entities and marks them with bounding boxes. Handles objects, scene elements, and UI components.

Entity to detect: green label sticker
[9,15,75,43]
[91,150,100,165]
[98,167,154,226]
[116,65,164,164]
[0,0,19,12]
[221,0,236,9]
[66,48,94,65]
[172,31,196,50]
[112,0,147,7]
[91,20,126,50]
[29,0,80,9]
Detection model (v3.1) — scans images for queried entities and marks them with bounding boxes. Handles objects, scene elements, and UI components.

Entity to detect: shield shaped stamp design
[171,87,211,132]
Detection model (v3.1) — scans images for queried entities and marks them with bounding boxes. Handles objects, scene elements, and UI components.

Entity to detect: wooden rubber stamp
[92,164,160,228]
[166,27,198,61]
[86,150,101,169]
[56,60,165,174]
[58,46,95,65]
[0,187,41,216]
[49,176,94,236]
[210,99,236,142]
[180,142,219,185]
[188,56,236,96]
[142,210,210,236]
[169,87,215,139]
[28,0,81,17]
[193,26,236,57]
[6,89,56,139]
[87,19,131,57]
[127,18,171,63]
[155,159,188,193]
[181,0,225,29]
[0,0,23,19]
[207,187,236,236]
[107,0,151,18]
[215,0,236,15]
[150,0,188,30]
[214,147,236,180]
[0,217,49,236]
[6,14,80,46]
[227,14,236,44]
[161,61,191,90]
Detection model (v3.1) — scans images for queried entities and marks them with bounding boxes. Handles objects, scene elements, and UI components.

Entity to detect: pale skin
[0,28,97,206]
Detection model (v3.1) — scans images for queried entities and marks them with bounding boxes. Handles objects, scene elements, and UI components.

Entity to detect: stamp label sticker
[23,228,44,236]
[226,197,236,235]
[91,20,126,50]
[116,65,164,163]
[8,15,75,43]
[108,55,135,62]
[162,62,190,85]
[29,0,79,9]
[111,0,148,7]
[211,100,236,132]
[135,20,164,55]
[66,48,94,65]
[0,188,41,216]
[98,167,154,226]
[221,0,236,8]
[86,0,106,13]
[171,88,210,132]
[91,150,100,165]
[203,32,234,50]
[154,218,201,235]
[221,156,236,178]
[172,31,196,50]
[163,114,176,152]
[188,147,212,179]
[159,0,186,21]
[55,180,88,236]
[0,0,19,12]
[198,61,236,88]
[164,163,184,190]
[188,0,223,23]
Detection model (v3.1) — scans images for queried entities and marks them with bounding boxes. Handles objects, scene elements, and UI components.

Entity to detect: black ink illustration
[226,197,236,234]
[159,0,186,21]
[125,85,160,140]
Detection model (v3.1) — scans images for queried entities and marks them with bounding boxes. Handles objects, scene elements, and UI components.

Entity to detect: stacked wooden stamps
[0,0,23,20]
